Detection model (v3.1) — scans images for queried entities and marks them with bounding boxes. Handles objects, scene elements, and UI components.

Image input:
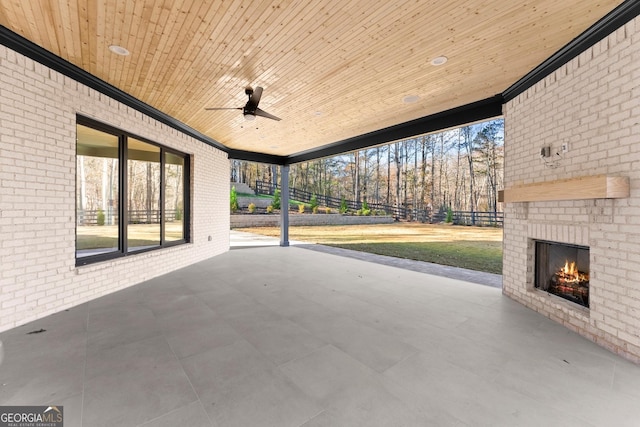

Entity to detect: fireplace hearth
[535,241,590,308]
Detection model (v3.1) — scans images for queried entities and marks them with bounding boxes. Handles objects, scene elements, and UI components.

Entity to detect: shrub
[298,204,305,213]
[271,188,281,209]
[339,196,348,214]
[248,203,256,213]
[312,206,319,214]
[310,194,318,211]
[96,209,105,226]
[266,205,274,214]
[445,207,453,223]
[357,200,371,216]
[324,207,331,214]
[230,186,239,212]
[174,207,182,221]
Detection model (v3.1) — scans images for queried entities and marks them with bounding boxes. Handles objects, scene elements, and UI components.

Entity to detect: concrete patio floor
[1,241,639,426]
[230,230,503,288]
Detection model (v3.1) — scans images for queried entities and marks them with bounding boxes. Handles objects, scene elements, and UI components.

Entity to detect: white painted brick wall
[0,45,230,332]
[503,17,640,363]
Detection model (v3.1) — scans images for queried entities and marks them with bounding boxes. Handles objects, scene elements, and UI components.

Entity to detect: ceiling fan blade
[249,86,263,108]
[255,107,281,121]
[205,87,278,121]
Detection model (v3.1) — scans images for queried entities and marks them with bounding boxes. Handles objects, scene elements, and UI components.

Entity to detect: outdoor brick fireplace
[535,241,589,309]
[499,176,620,318]
[501,17,640,363]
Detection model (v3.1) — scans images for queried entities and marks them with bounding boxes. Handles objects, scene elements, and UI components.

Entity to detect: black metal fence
[253,181,503,227]
[450,211,503,227]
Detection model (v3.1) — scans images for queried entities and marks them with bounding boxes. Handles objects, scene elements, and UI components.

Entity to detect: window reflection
[165,152,185,242]
[127,138,160,251]
[76,117,189,265]
[76,125,120,258]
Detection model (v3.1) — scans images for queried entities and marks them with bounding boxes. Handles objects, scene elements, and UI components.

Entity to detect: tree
[375,146,381,205]
[227,118,504,219]
[461,125,477,224]
[475,120,504,216]
[353,151,360,202]
[430,134,436,211]
[386,144,391,205]
[420,136,427,216]
[394,142,401,217]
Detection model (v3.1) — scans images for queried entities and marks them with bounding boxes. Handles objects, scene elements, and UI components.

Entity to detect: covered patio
[2,2,640,425]
[2,238,639,426]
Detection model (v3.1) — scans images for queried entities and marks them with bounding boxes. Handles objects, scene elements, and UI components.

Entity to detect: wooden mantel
[498,175,629,203]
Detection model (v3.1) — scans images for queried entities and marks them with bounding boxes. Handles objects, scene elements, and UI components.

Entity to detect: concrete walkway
[230,230,502,288]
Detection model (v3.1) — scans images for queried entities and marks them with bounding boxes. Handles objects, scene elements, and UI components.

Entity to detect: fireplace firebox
[535,240,590,308]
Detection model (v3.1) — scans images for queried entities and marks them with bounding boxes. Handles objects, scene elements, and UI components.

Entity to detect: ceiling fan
[205,86,281,121]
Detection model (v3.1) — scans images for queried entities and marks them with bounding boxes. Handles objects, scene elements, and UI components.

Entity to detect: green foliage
[324,207,331,214]
[248,203,256,213]
[266,205,274,214]
[310,194,318,210]
[445,207,453,223]
[271,188,281,209]
[357,200,371,216]
[174,208,182,221]
[312,206,319,214]
[230,186,239,212]
[339,196,348,214]
[298,204,305,213]
[96,209,105,226]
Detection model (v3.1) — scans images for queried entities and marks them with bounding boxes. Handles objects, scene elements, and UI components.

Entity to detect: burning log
[550,260,589,303]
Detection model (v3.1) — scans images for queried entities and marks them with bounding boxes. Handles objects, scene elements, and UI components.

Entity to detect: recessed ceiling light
[109,45,130,56]
[430,56,448,66]
[403,95,420,104]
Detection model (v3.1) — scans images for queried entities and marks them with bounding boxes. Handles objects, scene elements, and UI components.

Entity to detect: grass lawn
[235,223,503,274]
[76,223,184,251]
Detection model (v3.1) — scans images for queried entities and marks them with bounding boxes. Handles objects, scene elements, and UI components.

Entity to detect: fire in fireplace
[535,241,590,308]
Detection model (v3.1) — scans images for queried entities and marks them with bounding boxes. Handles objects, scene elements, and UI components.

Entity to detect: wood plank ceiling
[0,0,626,158]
